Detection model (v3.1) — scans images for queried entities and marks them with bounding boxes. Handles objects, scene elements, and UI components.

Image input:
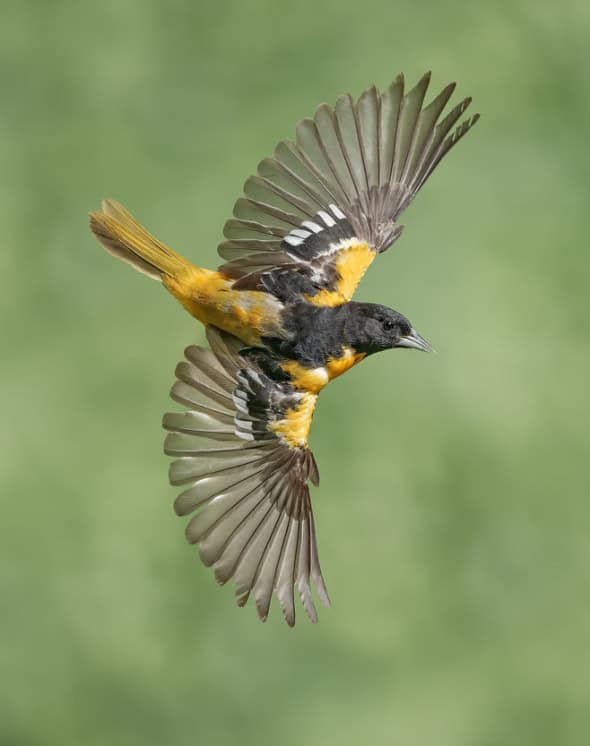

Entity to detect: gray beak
[396,328,433,352]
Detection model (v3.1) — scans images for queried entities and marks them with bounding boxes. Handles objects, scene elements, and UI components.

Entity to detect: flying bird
[89,71,478,625]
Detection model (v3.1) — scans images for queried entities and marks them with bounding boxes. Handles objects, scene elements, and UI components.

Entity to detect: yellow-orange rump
[163,269,283,347]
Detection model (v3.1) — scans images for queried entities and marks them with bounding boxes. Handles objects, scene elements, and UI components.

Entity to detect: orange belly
[272,349,366,448]
[268,392,318,448]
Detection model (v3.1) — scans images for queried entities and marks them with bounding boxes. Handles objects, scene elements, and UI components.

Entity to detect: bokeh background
[2,1,589,744]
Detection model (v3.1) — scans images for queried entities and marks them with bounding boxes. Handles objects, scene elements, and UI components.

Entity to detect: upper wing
[163,327,329,625]
[218,71,479,306]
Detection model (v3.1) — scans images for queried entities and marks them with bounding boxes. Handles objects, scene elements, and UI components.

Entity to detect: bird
[89,71,479,626]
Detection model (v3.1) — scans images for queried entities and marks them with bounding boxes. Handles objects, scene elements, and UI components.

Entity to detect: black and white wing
[218,71,479,305]
[164,327,329,625]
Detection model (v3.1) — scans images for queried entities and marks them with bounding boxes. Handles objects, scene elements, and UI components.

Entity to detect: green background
[2,1,589,744]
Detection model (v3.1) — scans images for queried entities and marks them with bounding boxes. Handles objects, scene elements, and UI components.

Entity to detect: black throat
[264,302,373,368]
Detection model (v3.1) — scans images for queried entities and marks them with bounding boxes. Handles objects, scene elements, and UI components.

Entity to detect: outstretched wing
[218,71,479,305]
[163,327,329,625]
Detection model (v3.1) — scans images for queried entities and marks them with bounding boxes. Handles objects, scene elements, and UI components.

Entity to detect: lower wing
[163,327,329,625]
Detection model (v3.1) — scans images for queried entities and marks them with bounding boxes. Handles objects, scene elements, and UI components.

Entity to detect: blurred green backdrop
[2,1,589,744]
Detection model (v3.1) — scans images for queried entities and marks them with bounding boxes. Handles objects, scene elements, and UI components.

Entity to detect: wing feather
[164,327,329,625]
[217,72,478,305]
[357,84,380,190]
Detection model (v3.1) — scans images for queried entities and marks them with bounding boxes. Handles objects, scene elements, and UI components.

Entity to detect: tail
[89,199,193,281]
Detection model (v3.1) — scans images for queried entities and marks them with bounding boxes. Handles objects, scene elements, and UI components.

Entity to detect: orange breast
[279,360,329,395]
[280,347,366,395]
[325,347,366,380]
[273,348,366,448]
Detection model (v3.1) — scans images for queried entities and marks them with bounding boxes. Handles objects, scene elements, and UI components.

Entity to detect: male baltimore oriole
[90,72,478,625]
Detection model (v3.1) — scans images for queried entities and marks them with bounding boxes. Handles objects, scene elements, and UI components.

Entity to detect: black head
[349,303,432,355]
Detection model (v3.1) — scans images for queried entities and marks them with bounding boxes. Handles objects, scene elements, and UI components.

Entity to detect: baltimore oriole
[90,71,478,625]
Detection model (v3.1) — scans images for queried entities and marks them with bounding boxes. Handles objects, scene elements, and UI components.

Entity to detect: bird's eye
[383,319,396,332]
